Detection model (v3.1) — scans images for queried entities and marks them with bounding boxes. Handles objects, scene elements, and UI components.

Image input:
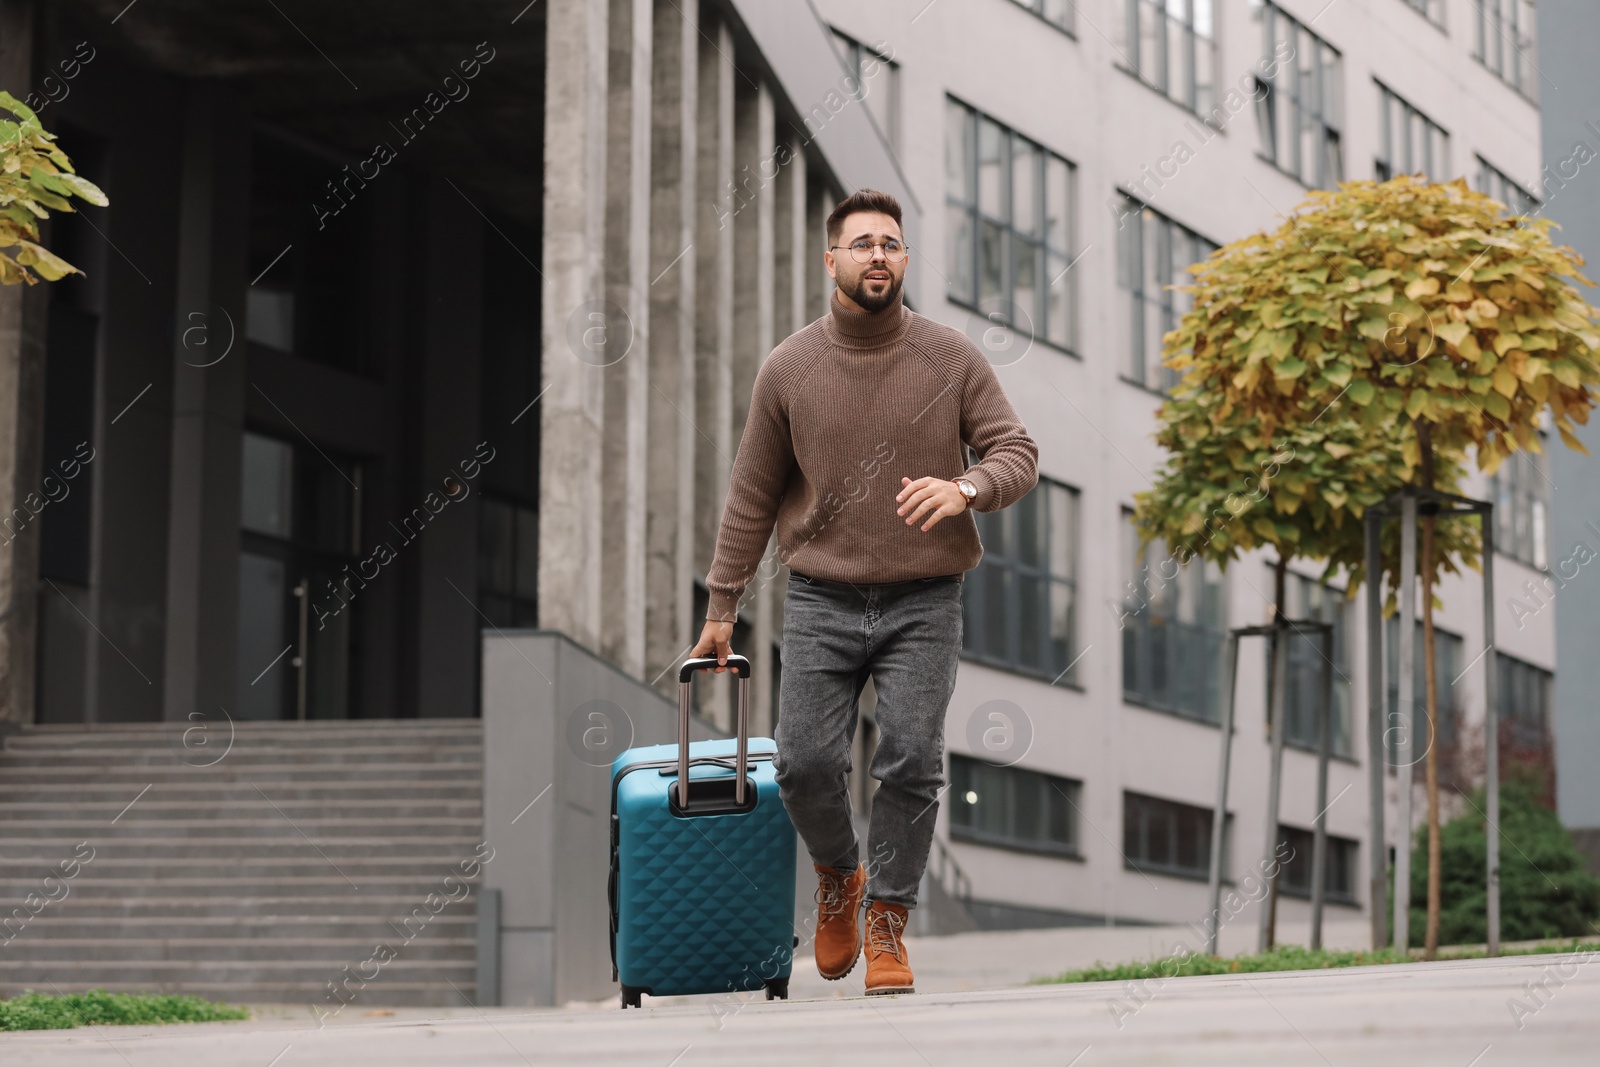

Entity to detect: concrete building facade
[0,0,1569,964]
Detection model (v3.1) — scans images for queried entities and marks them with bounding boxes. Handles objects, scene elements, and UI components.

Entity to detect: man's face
[825,211,908,313]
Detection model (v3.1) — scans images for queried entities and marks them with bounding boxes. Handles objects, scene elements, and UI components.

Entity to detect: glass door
[235,431,361,719]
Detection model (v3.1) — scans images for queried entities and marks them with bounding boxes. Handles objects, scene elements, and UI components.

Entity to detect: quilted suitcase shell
[608,658,797,1004]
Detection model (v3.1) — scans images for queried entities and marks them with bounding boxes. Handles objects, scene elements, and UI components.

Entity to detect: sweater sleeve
[705,359,794,622]
[958,349,1039,512]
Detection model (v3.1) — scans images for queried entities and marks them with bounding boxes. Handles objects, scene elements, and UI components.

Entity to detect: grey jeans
[771,569,964,909]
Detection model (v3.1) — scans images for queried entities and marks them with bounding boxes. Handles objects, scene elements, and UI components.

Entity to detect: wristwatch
[955,478,978,507]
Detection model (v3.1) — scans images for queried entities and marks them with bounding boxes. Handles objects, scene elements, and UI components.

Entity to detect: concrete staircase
[0,719,484,1009]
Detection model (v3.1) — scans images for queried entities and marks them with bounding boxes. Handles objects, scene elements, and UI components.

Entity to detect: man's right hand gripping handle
[689,619,735,673]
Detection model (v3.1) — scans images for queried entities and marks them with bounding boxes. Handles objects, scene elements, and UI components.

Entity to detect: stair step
[0,748,482,770]
[0,819,483,839]
[0,781,481,802]
[13,896,487,919]
[0,799,482,819]
[0,980,476,1007]
[0,720,487,1007]
[0,763,485,783]
[0,838,481,859]
[5,915,475,939]
[0,935,477,962]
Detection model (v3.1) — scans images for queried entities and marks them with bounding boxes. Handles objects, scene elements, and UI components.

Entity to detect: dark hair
[826,188,904,247]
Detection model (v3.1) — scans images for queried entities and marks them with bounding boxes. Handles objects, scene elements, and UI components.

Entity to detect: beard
[846,269,903,313]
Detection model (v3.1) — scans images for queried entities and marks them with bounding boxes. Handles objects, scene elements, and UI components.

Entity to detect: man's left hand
[896,476,967,532]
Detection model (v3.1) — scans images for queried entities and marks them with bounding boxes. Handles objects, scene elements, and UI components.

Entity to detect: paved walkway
[4,928,1595,1065]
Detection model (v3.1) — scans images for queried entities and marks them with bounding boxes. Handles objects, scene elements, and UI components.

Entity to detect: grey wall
[1539,0,1600,828]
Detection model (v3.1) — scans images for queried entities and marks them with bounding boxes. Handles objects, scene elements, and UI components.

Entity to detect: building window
[963,478,1080,684]
[1491,444,1550,570]
[1270,568,1355,758]
[1124,791,1225,881]
[830,30,900,158]
[1375,81,1449,182]
[1251,1,1343,188]
[1475,0,1538,101]
[1116,195,1217,392]
[950,754,1081,857]
[1496,652,1551,753]
[1009,0,1074,34]
[1475,155,1540,217]
[1398,0,1445,27]
[1276,825,1359,903]
[479,495,538,629]
[1120,0,1216,114]
[1120,510,1227,723]
[1383,618,1465,769]
[945,96,1076,352]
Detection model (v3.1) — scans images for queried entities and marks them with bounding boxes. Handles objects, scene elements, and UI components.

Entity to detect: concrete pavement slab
[2,950,1595,1066]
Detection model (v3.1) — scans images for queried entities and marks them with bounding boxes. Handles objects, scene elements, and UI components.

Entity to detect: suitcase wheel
[764,977,789,1002]
[620,985,645,1009]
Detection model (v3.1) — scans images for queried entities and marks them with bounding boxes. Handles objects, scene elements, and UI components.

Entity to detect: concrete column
[599,0,652,679]
[806,171,831,323]
[645,0,698,696]
[161,81,250,723]
[731,79,776,736]
[0,0,48,725]
[693,13,735,731]
[768,137,806,337]
[539,0,610,652]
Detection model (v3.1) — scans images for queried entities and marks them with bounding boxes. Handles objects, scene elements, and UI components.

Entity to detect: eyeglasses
[830,238,907,264]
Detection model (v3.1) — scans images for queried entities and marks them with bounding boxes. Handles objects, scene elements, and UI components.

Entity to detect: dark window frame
[1252,0,1343,189]
[949,754,1083,859]
[1269,566,1357,760]
[1007,0,1076,36]
[1276,824,1360,905]
[1123,790,1229,882]
[962,477,1081,686]
[1120,0,1218,116]
[1474,154,1541,218]
[1375,79,1450,183]
[945,94,1079,357]
[1474,0,1539,102]
[1496,651,1552,753]
[1115,193,1219,394]
[1490,439,1550,570]
[1120,508,1228,724]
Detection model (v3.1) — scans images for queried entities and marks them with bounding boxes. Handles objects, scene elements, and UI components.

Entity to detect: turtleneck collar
[825,286,909,350]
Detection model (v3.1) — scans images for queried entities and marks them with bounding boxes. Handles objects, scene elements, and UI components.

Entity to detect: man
[689,188,1038,995]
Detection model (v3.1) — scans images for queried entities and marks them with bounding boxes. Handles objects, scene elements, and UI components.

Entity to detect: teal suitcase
[607,654,798,1008]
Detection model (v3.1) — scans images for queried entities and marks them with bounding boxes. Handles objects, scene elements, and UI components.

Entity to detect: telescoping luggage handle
[677,653,753,810]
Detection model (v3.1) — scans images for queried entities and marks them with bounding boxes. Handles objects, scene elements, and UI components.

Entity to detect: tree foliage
[1167,175,1600,475]
[0,90,108,285]
[1405,769,1600,946]
[1135,175,1600,602]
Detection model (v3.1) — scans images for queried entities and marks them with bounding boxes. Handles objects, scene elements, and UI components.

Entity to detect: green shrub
[1406,770,1600,946]
[0,990,250,1032]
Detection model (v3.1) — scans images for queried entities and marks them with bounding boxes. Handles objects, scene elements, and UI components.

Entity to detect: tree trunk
[1416,419,1442,961]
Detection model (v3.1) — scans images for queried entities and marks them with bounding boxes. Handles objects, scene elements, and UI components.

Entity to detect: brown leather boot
[864,899,915,995]
[812,862,866,979]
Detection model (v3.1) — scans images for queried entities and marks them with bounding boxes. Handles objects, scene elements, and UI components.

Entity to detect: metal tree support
[1205,617,1333,957]
[1364,485,1499,955]
[1396,493,1417,952]
[1364,509,1387,950]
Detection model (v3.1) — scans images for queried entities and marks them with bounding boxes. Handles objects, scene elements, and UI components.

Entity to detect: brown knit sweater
[704,287,1039,622]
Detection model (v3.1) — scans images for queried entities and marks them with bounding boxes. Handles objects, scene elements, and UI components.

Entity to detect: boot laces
[866,907,906,962]
[815,869,854,920]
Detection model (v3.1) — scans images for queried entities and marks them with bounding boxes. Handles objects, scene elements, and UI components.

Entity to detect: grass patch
[1031,937,1600,985]
[0,990,251,1032]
